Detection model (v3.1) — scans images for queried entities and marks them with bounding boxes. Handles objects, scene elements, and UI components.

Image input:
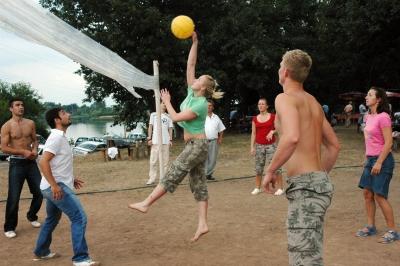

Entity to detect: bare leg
[255,175,262,188]
[128,184,167,213]
[364,189,376,227]
[375,194,396,229]
[191,200,209,242]
[276,173,283,190]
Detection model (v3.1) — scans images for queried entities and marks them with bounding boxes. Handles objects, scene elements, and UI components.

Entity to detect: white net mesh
[0,0,158,98]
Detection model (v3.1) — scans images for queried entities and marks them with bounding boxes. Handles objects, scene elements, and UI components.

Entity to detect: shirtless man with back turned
[262,50,340,265]
[1,98,42,239]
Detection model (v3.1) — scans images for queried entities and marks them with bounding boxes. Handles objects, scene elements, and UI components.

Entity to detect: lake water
[66,120,126,141]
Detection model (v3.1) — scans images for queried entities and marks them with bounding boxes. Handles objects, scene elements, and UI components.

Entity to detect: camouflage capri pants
[255,143,282,176]
[286,171,334,266]
[160,139,208,201]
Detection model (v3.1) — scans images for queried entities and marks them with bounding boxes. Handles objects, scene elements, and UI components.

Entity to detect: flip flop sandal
[356,225,377,237]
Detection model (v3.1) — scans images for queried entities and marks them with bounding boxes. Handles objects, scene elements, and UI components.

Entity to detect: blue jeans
[33,183,90,262]
[4,158,43,232]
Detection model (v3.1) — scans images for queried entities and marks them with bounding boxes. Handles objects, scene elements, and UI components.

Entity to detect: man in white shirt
[205,100,226,180]
[33,108,99,266]
[146,103,174,185]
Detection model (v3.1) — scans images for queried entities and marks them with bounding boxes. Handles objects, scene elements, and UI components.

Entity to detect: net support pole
[153,60,164,180]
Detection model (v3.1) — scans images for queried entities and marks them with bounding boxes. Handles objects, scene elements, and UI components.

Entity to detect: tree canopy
[39,0,400,121]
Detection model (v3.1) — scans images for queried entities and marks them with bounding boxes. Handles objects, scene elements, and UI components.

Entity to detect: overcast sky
[0,0,114,106]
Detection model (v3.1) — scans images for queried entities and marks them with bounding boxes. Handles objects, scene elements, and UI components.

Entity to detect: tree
[39,0,400,122]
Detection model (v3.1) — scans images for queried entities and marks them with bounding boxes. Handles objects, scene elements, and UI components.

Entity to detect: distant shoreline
[72,115,115,120]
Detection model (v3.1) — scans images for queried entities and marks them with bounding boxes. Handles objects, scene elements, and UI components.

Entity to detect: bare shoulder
[275,92,296,105]
[306,92,319,103]
[23,118,36,127]
[24,118,35,124]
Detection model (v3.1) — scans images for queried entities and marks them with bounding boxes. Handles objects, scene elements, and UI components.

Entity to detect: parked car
[37,134,46,155]
[102,135,130,148]
[74,137,105,147]
[126,133,147,143]
[72,141,107,156]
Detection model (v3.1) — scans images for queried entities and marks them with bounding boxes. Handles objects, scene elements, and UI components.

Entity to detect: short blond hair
[203,75,224,99]
[282,49,312,83]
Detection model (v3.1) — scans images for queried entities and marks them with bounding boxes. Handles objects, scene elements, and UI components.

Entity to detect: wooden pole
[153,60,164,179]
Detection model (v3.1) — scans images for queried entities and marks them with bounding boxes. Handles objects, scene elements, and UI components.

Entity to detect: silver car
[72,141,107,156]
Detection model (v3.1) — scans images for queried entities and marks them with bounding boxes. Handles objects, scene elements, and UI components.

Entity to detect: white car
[72,141,107,156]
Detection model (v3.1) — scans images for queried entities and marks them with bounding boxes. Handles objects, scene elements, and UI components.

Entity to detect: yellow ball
[171,15,195,39]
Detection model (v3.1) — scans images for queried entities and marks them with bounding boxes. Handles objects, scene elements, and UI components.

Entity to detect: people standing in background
[344,101,353,127]
[250,98,283,196]
[322,104,329,120]
[146,102,174,185]
[204,100,226,181]
[358,103,367,133]
[356,87,398,244]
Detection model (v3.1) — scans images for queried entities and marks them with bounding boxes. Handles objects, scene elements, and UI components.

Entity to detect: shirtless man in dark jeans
[1,98,42,238]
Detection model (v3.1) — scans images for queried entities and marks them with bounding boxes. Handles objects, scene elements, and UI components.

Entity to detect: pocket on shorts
[287,219,322,252]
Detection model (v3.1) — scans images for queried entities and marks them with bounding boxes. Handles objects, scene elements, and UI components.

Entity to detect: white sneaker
[31,221,41,228]
[73,259,101,266]
[33,252,60,261]
[4,231,16,238]
[274,189,284,196]
[251,188,261,195]
[146,180,155,185]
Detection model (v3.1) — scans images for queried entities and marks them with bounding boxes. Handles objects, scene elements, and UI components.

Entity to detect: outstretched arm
[186,32,198,87]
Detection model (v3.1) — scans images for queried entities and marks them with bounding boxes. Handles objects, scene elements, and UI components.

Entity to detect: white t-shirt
[149,112,173,145]
[205,113,226,140]
[40,129,74,190]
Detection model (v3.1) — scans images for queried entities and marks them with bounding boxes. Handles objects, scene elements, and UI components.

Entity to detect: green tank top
[178,86,207,134]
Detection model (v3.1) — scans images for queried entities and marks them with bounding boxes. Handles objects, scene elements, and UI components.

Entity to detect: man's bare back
[275,91,325,177]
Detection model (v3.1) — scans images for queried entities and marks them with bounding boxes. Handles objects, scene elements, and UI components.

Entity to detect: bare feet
[190,224,209,242]
[128,202,149,213]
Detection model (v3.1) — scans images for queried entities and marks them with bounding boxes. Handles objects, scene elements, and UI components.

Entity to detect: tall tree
[39,0,400,122]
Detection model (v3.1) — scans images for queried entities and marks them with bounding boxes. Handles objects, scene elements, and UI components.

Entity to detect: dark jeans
[4,158,43,232]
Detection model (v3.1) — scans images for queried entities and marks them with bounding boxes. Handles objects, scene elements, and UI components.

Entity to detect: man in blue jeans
[33,108,100,266]
[1,98,42,239]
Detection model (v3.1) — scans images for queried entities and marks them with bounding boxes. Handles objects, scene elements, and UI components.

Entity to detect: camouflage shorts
[286,171,334,266]
[255,143,282,176]
[161,139,209,201]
